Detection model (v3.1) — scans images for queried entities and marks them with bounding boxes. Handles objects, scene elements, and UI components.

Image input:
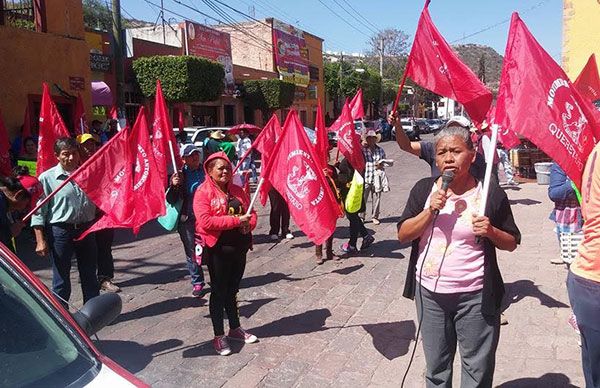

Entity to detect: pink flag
[72,94,88,134]
[254,114,282,206]
[404,1,492,124]
[263,110,342,244]
[152,80,183,185]
[37,83,70,176]
[0,109,12,177]
[349,88,365,120]
[73,107,166,238]
[574,54,600,103]
[495,13,600,188]
[314,100,328,168]
[329,102,365,172]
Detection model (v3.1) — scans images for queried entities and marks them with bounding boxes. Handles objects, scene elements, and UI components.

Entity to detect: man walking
[361,130,388,225]
[31,137,99,307]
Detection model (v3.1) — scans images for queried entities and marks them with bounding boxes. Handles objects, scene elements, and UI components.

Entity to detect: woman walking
[194,151,258,356]
[397,126,520,387]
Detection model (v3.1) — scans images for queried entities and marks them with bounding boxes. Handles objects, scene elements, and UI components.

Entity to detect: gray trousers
[415,286,500,388]
[361,183,382,220]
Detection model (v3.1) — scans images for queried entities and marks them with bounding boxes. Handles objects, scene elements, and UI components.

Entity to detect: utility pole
[379,38,384,117]
[112,0,125,121]
[161,0,166,44]
[338,52,344,116]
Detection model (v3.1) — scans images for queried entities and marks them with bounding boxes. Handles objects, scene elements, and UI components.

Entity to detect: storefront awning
[91,81,113,106]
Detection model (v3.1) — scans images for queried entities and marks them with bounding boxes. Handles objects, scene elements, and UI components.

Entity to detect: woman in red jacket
[193,152,258,356]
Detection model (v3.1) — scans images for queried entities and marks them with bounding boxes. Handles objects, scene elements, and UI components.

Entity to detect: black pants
[268,190,290,236]
[95,228,115,282]
[347,212,368,247]
[206,244,247,336]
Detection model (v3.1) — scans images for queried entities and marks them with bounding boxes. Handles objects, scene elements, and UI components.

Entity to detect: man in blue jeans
[31,137,99,307]
[168,144,206,297]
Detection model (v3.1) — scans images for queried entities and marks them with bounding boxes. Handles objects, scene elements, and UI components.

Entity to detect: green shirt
[30,164,97,227]
[220,142,237,162]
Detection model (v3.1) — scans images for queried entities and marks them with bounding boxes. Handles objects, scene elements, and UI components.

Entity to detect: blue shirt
[182,165,204,219]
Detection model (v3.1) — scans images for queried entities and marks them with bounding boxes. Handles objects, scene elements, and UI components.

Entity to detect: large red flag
[349,88,365,120]
[72,94,88,134]
[263,110,342,244]
[0,109,12,177]
[152,79,182,184]
[73,107,166,238]
[485,105,521,149]
[329,102,365,172]
[574,54,600,103]
[314,100,328,168]
[495,13,600,188]
[37,83,70,176]
[404,2,492,124]
[254,114,282,206]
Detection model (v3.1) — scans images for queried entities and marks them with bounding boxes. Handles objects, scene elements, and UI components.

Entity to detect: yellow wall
[0,1,90,138]
[562,0,600,79]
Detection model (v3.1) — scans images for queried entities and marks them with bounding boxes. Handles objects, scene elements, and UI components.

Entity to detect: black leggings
[206,244,247,336]
[347,212,368,247]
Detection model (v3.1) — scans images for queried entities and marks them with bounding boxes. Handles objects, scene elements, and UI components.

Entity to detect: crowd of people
[1,110,599,387]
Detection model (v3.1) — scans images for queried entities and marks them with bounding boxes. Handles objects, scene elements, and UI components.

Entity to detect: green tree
[243,79,295,121]
[324,61,382,116]
[133,56,225,102]
[82,0,112,31]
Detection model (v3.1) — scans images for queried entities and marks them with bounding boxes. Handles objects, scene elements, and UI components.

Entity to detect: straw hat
[210,129,226,140]
[362,129,381,143]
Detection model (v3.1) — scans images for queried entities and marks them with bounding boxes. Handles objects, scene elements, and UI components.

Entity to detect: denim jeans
[567,271,600,388]
[177,218,205,286]
[47,224,99,307]
[95,228,115,282]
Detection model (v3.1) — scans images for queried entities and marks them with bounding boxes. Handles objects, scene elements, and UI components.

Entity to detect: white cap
[446,116,471,129]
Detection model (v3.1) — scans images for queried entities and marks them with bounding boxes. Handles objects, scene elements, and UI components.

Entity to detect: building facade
[0,0,91,137]
[562,0,600,79]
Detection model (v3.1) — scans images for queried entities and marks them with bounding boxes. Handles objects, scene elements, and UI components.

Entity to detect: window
[0,0,45,31]
[309,66,320,81]
[308,85,318,100]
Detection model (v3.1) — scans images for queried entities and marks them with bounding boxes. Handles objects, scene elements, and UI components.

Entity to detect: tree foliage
[324,61,381,102]
[365,28,410,81]
[133,56,225,102]
[243,79,295,119]
[82,0,112,31]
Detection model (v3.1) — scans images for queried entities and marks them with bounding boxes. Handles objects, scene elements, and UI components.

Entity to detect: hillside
[453,44,503,92]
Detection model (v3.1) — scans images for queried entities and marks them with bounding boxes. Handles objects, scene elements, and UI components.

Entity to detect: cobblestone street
[21,137,584,387]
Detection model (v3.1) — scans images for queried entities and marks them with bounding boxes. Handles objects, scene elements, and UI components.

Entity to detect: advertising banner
[272,19,310,87]
[184,21,234,94]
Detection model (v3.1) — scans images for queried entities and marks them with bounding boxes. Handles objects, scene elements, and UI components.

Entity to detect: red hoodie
[193,151,257,248]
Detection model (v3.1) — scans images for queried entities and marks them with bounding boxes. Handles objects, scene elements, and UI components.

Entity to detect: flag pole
[392,62,411,113]
[232,146,253,175]
[245,177,265,216]
[168,140,178,173]
[22,176,73,222]
[475,123,499,243]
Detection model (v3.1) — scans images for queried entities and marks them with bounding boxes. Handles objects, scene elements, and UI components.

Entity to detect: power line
[314,0,372,37]
[331,0,379,36]
[339,0,380,33]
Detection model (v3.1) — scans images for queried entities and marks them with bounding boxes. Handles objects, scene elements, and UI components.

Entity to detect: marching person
[268,189,293,240]
[167,144,206,297]
[77,133,120,293]
[361,130,389,225]
[0,176,31,250]
[236,129,257,183]
[31,137,99,307]
[194,151,258,356]
[567,141,600,388]
[203,129,225,162]
[397,126,520,387]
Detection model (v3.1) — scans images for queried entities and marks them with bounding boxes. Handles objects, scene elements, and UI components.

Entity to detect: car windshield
[0,258,98,387]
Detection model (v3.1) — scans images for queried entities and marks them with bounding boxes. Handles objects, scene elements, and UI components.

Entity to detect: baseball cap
[445,116,471,129]
[76,133,100,144]
[180,144,200,157]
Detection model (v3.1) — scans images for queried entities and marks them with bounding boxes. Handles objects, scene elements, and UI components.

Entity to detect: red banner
[272,19,309,87]
[574,54,600,103]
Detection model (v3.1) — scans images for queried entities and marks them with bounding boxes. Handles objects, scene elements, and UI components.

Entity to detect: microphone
[433,170,454,215]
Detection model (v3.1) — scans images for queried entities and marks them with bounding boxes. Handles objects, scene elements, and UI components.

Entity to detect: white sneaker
[285,233,294,240]
[270,234,279,241]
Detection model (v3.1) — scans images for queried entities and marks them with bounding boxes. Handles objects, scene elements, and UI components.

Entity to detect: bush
[243,79,296,112]
[133,56,224,102]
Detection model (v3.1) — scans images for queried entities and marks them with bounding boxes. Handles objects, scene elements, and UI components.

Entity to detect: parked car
[415,118,431,134]
[392,119,421,141]
[426,119,445,135]
[172,126,200,144]
[0,242,148,387]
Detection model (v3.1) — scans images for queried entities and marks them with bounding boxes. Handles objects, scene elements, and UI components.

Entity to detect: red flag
[329,102,365,172]
[405,3,492,124]
[72,94,88,134]
[485,105,521,149]
[37,83,70,176]
[254,114,282,206]
[72,107,166,238]
[152,79,183,185]
[349,88,365,120]
[314,100,328,168]
[263,110,342,244]
[574,54,600,103]
[108,105,118,120]
[495,13,600,188]
[0,109,12,177]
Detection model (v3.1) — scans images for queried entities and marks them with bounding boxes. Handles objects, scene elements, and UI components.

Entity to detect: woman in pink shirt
[397,126,520,387]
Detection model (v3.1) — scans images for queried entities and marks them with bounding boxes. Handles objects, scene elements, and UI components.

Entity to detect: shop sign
[90,53,111,72]
[69,76,85,91]
[272,19,310,87]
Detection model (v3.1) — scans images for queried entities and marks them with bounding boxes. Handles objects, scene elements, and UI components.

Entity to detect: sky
[122,0,563,61]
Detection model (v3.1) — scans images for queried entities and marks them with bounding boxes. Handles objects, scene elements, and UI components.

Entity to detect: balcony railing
[1,1,36,31]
